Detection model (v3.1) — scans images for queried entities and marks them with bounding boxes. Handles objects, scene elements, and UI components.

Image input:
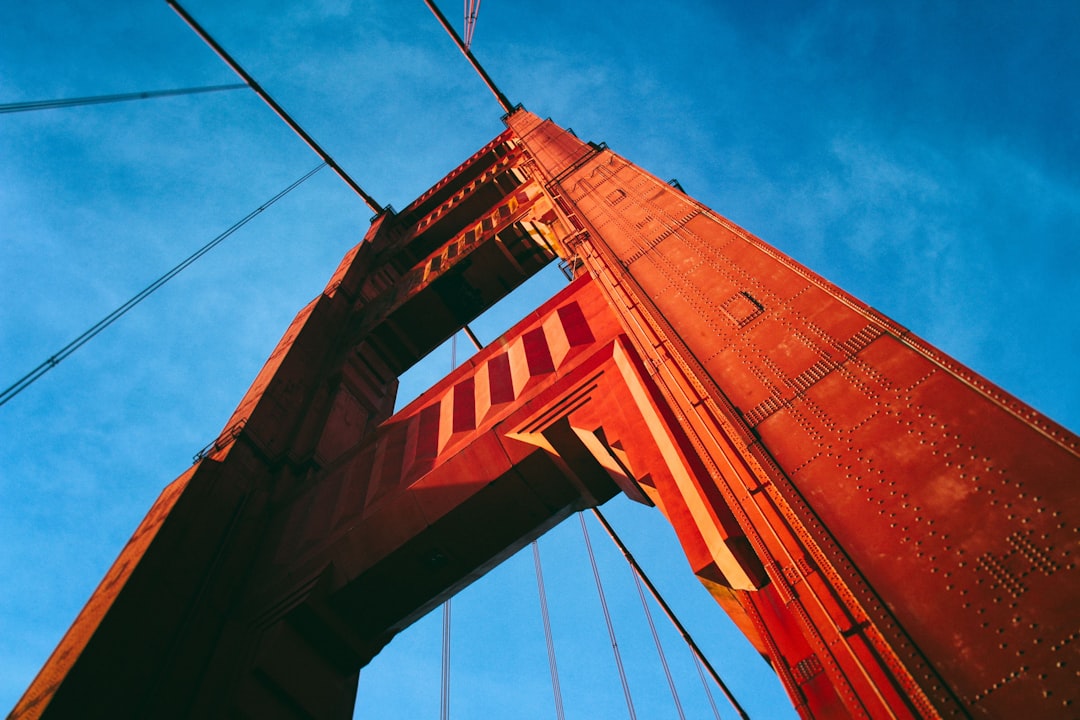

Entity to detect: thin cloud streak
[0,2,1075,718]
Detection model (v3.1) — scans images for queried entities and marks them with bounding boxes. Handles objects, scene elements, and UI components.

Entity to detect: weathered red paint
[13,110,1078,719]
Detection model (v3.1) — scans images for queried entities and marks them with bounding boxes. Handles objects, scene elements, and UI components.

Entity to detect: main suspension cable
[0,163,327,409]
[423,0,513,114]
[0,83,246,115]
[590,507,751,720]
[166,0,385,214]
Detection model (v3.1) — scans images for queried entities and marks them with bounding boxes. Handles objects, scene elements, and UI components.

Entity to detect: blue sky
[1,1,1077,717]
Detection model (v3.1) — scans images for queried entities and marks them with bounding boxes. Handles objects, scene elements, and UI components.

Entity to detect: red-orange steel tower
[12,109,1079,719]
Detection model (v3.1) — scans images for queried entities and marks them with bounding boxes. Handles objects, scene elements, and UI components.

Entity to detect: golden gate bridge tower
[9,4,1079,719]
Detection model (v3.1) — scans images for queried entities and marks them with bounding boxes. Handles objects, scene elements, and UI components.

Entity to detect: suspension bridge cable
[463,0,481,50]
[630,569,687,720]
[0,162,327,409]
[579,513,638,720]
[692,651,724,720]
[165,0,385,214]
[463,324,483,351]
[532,540,567,720]
[590,508,751,720]
[0,83,247,115]
[441,597,452,720]
[437,332,465,720]
[423,0,513,114]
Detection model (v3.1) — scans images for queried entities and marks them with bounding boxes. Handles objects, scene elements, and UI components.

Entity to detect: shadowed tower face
[13,109,1079,719]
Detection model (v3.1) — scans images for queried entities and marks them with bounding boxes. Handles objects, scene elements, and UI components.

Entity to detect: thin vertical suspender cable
[441,597,452,720]
[533,541,566,720]
[437,331,466,720]
[590,508,750,720]
[579,513,637,720]
[630,569,687,720]
[693,652,724,720]
[463,0,481,49]
[0,163,327,409]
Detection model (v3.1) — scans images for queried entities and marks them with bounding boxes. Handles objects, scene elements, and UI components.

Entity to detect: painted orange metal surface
[12,122,571,718]
[506,109,1079,718]
[13,110,1078,719]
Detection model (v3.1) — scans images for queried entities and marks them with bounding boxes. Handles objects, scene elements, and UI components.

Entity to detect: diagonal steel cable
[591,508,750,719]
[533,540,566,720]
[693,651,724,720]
[0,83,247,114]
[580,512,638,720]
[0,163,327,409]
[630,569,687,719]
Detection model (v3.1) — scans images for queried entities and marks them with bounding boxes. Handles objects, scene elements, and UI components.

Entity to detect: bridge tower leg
[13,109,1078,719]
